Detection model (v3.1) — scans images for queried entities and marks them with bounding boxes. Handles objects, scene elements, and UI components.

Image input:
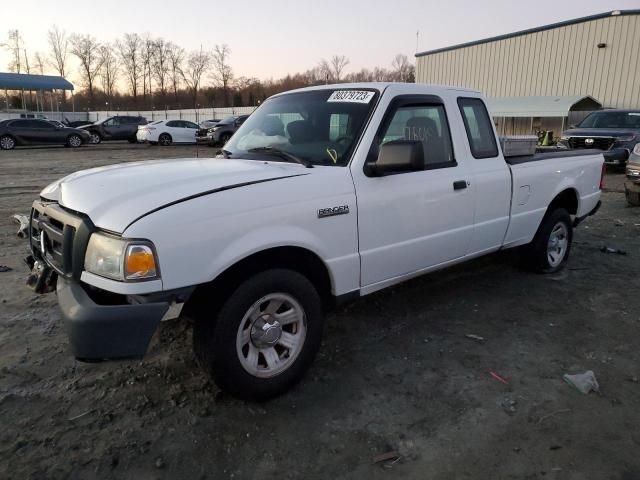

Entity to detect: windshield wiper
[247,147,313,168]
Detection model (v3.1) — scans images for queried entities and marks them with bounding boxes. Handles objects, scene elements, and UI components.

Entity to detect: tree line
[2,28,415,111]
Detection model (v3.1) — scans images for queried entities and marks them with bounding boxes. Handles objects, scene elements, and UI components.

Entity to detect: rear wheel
[193,269,324,401]
[522,208,573,273]
[158,133,172,146]
[88,132,101,144]
[66,134,82,148]
[220,132,232,145]
[0,135,16,150]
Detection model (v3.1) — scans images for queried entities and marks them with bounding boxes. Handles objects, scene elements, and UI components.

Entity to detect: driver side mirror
[366,140,424,176]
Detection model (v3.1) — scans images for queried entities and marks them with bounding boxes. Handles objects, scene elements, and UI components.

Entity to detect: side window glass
[166,120,178,128]
[380,104,455,167]
[457,97,498,158]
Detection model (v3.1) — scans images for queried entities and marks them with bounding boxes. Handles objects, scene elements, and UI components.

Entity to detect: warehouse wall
[415,13,640,109]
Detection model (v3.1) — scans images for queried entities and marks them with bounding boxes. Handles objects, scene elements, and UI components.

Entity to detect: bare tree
[317,59,332,83]
[3,30,24,73]
[99,45,119,101]
[167,42,184,104]
[70,34,104,103]
[211,44,233,106]
[391,54,414,82]
[180,46,211,108]
[47,26,69,78]
[117,33,142,101]
[141,34,155,101]
[152,38,171,100]
[33,52,47,75]
[330,55,349,82]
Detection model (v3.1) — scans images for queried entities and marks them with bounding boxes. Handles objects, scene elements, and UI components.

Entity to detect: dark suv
[81,116,147,144]
[206,115,250,146]
[558,110,640,168]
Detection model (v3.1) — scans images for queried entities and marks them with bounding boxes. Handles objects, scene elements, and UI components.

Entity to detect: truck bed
[505,149,604,165]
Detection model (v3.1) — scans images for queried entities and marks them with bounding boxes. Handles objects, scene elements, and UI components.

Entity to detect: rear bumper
[57,277,169,361]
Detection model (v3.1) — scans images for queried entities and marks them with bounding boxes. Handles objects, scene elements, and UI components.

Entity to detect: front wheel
[625,186,640,207]
[0,135,16,150]
[67,134,83,148]
[522,208,573,273]
[88,132,101,144]
[193,269,324,401]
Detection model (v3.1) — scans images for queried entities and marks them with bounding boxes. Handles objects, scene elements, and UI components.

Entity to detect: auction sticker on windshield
[327,90,375,103]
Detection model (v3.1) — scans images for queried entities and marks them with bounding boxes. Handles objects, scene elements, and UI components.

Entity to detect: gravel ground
[0,143,639,480]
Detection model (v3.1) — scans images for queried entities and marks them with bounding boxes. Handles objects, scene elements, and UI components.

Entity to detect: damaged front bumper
[57,277,170,361]
[26,200,192,361]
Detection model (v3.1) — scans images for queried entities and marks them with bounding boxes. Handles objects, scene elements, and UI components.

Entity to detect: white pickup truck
[27,83,603,400]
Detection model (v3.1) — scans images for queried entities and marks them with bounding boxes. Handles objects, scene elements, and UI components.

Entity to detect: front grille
[30,201,93,279]
[568,136,615,150]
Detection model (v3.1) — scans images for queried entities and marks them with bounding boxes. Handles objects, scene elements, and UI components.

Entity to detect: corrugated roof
[0,72,74,91]
[485,96,602,118]
[416,10,640,58]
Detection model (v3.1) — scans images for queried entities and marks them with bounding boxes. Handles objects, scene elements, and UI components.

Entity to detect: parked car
[0,118,90,150]
[558,109,640,168]
[624,144,640,206]
[26,83,603,400]
[199,119,221,129]
[206,114,250,146]
[48,120,67,129]
[137,120,200,145]
[81,115,147,144]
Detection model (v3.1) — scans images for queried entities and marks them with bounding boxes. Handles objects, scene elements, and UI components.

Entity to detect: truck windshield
[577,111,640,129]
[224,89,379,166]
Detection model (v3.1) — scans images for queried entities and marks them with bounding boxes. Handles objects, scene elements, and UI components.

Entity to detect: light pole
[105,101,109,117]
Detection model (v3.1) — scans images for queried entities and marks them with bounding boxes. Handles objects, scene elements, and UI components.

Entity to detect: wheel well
[548,189,578,216]
[184,247,334,318]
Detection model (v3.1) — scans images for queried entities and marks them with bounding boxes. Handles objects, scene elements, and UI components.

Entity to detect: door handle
[453,180,468,190]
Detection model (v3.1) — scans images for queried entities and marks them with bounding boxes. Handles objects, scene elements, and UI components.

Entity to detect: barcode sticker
[327,90,375,103]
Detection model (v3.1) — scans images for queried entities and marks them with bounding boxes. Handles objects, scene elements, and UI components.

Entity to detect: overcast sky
[1,0,638,84]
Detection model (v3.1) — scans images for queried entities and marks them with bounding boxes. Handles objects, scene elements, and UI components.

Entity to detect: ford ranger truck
[27,83,604,400]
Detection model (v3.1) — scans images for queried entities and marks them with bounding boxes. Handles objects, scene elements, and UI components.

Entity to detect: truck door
[456,97,511,254]
[354,95,475,288]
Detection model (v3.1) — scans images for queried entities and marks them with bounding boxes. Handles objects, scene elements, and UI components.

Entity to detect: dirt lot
[1,143,639,480]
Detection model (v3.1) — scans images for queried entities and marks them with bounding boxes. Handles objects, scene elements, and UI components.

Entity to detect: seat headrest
[287,120,314,144]
[404,116,438,141]
[262,116,285,136]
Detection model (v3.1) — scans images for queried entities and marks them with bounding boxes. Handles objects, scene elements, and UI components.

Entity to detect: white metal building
[415,10,640,111]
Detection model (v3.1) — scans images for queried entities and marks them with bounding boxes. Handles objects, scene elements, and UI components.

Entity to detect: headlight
[84,232,159,281]
[560,135,570,141]
[633,143,640,156]
[616,135,636,142]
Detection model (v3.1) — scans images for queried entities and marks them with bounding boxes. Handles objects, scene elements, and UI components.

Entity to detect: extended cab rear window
[457,97,499,159]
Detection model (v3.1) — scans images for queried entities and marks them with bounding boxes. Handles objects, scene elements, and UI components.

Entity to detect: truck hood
[562,128,640,138]
[40,158,309,233]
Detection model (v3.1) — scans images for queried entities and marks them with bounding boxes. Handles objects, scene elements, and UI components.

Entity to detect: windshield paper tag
[327,90,375,103]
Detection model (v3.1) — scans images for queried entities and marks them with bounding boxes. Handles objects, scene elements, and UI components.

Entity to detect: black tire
[625,186,640,207]
[193,269,324,401]
[158,133,172,146]
[522,208,573,273]
[0,135,16,150]
[66,134,83,148]
[220,132,232,145]
[88,132,102,144]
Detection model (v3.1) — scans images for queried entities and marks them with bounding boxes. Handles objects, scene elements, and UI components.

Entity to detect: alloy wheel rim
[90,133,100,144]
[236,293,307,378]
[1,137,14,149]
[547,222,568,267]
[70,136,81,147]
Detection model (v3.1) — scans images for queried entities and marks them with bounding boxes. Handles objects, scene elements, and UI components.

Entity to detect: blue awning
[0,72,74,91]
